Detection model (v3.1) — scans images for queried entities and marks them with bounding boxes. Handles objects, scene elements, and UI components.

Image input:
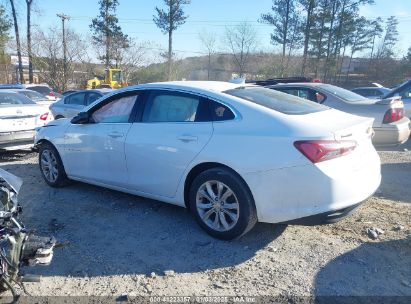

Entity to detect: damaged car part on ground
[34,81,381,240]
[0,168,55,300]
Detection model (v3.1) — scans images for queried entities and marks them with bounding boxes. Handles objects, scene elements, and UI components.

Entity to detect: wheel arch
[183,162,254,210]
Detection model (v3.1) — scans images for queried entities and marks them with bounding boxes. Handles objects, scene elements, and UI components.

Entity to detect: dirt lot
[0,141,410,300]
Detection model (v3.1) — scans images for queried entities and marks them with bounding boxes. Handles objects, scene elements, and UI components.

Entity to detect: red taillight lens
[294,140,357,163]
[48,91,55,97]
[383,108,403,124]
[39,112,49,121]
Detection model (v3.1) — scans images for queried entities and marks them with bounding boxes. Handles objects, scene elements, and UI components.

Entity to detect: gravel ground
[0,141,410,299]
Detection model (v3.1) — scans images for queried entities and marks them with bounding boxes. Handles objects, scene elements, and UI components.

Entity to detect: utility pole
[57,13,70,91]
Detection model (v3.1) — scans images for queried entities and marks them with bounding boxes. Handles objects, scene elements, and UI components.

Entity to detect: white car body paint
[35,81,381,224]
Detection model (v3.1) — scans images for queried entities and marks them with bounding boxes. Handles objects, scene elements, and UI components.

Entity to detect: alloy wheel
[196,180,240,232]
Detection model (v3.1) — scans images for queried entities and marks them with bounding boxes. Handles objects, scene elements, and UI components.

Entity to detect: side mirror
[71,112,90,124]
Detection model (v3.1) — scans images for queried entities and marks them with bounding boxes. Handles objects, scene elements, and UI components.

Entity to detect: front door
[125,90,213,198]
[62,92,141,187]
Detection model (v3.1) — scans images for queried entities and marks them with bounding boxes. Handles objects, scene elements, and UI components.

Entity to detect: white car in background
[34,82,381,239]
[0,91,51,150]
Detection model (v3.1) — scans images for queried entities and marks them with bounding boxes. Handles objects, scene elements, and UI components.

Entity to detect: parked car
[269,83,410,147]
[382,79,411,119]
[351,87,391,99]
[35,81,381,239]
[50,89,112,119]
[9,89,54,106]
[25,84,62,101]
[0,91,51,150]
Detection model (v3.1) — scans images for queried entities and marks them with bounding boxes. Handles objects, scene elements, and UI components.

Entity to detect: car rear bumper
[242,147,381,224]
[0,130,35,149]
[373,117,411,147]
[281,201,364,225]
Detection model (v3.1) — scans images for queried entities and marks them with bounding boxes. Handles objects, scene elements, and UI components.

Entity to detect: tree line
[0,0,409,91]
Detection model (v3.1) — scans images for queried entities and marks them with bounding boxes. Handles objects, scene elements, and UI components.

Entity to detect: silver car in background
[270,83,410,147]
[50,89,112,119]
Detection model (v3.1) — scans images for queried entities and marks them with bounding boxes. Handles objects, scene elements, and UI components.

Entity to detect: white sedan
[34,81,381,239]
[0,91,51,150]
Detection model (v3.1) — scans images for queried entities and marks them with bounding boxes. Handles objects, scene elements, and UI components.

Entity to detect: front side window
[66,93,86,105]
[225,87,327,115]
[91,95,137,123]
[142,91,200,122]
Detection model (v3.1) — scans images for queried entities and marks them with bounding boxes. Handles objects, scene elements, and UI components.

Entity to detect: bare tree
[31,27,88,91]
[224,22,257,78]
[199,30,217,80]
[26,0,33,83]
[9,0,23,83]
[116,39,151,84]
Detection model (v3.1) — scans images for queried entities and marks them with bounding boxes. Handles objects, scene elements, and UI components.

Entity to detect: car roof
[123,81,243,93]
[269,82,323,88]
[352,87,388,90]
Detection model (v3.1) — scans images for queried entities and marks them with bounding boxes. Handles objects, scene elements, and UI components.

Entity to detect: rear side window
[66,93,86,105]
[224,87,327,115]
[87,92,102,105]
[208,100,235,121]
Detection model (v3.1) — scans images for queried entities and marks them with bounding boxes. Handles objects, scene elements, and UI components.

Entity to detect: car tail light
[383,108,403,124]
[39,112,49,121]
[48,91,55,97]
[294,140,357,163]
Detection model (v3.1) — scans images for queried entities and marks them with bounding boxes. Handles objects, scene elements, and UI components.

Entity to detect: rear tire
[38,143,69,187]
[189,168,257,240]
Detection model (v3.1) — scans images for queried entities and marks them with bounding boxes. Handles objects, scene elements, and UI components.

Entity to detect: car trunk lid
[0,105,46,132]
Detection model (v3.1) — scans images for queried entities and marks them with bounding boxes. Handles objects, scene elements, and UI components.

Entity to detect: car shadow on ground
[0,162,286,278]
[377,162,411,203]
[314,237,411,300]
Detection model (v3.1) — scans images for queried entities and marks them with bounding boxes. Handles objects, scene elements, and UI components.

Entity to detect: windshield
[319,84,369,102]
[0,93,36,105]
[19,90,46,101]
[224,87,327,115]
[112,71,122,82]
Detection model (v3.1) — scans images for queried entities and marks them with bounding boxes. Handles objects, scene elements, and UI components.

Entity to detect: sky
[16,0,411,59]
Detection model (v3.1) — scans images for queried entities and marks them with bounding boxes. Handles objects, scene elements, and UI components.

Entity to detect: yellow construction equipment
[86,68,128,90]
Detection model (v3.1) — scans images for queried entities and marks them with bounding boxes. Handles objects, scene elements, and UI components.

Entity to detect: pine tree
[153,0,190,80]
[90,0,129,68]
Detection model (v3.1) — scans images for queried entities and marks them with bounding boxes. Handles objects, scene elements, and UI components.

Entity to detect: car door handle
[177,135,198,142]
[108,131,124,138]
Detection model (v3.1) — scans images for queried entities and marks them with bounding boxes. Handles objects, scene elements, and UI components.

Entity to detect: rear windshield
[19,90,46,101]
[28,86,51,95]
[0,93,36,105]
[224,87,327,115]
[319,84,369,103]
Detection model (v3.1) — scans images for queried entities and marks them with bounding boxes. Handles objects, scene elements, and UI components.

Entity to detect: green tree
[0,4,11,83]
[90,0,129,68]
[153,0,190,80]
[0,4,11,51]
[299,0,316,76]
[377,16,399,59]
[405,47,411,61]
[260,0,302,76]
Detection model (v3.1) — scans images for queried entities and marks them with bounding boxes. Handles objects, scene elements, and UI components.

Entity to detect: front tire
[189,168,257,240]
[38,143,68,187]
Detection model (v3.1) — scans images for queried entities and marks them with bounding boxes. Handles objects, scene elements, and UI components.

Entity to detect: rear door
[124,89,213,198]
